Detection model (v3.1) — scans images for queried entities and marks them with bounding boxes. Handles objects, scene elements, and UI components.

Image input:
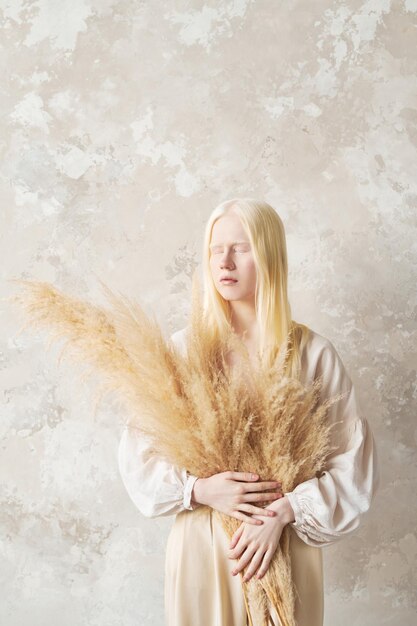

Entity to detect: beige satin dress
[118,326,379,626]
[164,505,323,626]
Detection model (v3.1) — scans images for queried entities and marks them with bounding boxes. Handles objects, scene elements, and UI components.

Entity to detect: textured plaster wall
[1,1,416,625]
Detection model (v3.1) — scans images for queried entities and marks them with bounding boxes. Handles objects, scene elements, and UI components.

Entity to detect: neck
[229,300,258,342]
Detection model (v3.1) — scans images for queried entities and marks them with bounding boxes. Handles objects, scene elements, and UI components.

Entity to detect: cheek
[242,259,257,280]
[209,259,221,279]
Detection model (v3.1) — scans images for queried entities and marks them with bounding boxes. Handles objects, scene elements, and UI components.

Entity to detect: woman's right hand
[192,471,283,525]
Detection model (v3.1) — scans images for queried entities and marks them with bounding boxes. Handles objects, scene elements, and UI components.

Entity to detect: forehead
[210,213,249,243]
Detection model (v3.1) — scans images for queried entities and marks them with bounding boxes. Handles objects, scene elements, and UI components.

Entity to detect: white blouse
[118,327,380,547]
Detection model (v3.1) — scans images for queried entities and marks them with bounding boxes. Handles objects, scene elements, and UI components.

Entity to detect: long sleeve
[117,327,202,519]
[284,335,380,547]
[118,425,201,518]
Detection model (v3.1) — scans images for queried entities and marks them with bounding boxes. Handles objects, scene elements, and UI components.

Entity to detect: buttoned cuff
[183,473,200,510]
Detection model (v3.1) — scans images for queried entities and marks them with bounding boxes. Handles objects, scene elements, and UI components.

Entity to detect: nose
[219,250,235,269]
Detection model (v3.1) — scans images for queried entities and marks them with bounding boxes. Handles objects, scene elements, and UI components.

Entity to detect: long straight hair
[201,197,310,379]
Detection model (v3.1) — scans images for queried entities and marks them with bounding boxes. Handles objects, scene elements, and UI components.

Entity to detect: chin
[219,290,244,301]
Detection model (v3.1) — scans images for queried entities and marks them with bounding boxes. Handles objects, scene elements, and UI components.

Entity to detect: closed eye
[211,247,249,254]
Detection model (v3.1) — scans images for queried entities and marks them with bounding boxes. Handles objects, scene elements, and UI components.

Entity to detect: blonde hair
[201,197,311,379]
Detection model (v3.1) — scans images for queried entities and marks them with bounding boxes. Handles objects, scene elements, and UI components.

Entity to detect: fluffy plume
[8,273,346,626]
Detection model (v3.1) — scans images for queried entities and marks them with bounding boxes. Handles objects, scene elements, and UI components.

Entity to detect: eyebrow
[209,241,250,249]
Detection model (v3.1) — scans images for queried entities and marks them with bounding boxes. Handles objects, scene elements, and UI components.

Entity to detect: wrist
[192,477,207,506]
[268,495,295,525]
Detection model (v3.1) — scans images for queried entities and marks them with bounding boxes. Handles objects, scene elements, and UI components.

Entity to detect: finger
[228,534,245,560]
[243,481,282,491]
[255,507,277,517]
[230,525,244,549]
[255,548,274,580]
[232,504,263,526]
[238,502,277,518]
[231,545,257,577]
[228,471,260,481]
[241,492,282,503]
[231,524,244,543]
[242,550,265,582]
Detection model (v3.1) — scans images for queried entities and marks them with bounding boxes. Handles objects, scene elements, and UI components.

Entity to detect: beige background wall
[1,1,416,625]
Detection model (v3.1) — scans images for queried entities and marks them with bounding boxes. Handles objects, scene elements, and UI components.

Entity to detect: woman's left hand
[227,497,293,582]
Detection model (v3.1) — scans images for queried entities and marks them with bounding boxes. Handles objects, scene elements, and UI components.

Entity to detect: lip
[220,278,238,283]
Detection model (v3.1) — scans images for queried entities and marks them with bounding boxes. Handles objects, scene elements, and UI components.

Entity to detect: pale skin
[191,209,296,583]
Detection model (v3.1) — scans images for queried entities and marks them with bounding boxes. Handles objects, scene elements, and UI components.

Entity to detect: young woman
[118,198,380,626]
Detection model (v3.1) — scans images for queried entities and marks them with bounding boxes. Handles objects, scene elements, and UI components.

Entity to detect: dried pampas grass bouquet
[9,273,344,626]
